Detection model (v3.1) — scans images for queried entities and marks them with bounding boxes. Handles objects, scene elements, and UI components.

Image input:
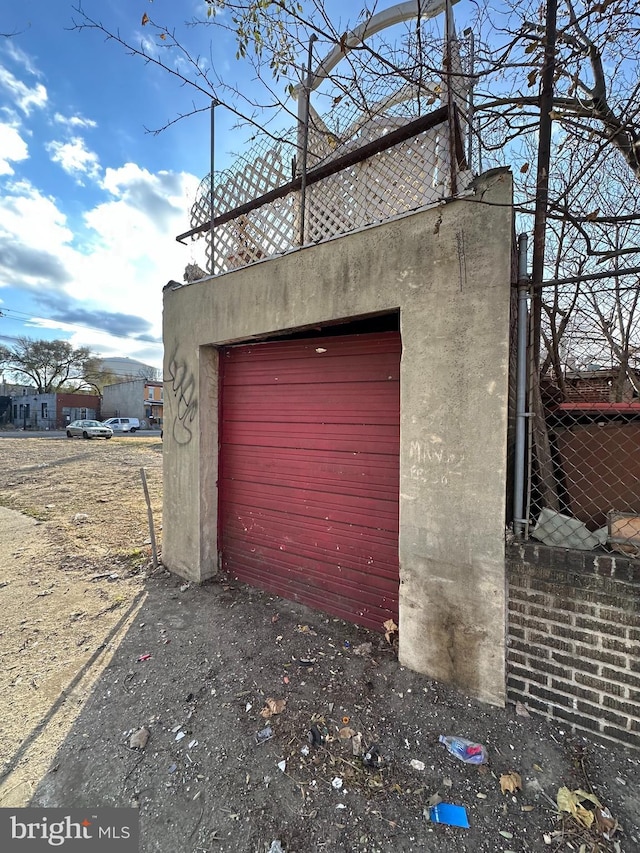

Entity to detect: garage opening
[219,327,401,631]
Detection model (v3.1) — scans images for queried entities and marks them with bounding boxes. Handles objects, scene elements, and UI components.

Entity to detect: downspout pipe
[514,233,530,538]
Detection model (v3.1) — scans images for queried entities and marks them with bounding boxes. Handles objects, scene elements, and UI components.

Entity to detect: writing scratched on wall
[166,350,197,445]
[408,439,464,485]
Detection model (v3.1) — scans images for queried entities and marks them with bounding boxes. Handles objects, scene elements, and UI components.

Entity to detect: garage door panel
[221,423,399,455]
[223,482,399,531]
[223,387,399,424]
[233,570,393,631]
[222,446,399,492]
[226,551,398,615]
[220,331,400,630]
[223,511,399,578]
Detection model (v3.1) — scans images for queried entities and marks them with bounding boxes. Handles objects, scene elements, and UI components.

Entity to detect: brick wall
[507,542,640,749]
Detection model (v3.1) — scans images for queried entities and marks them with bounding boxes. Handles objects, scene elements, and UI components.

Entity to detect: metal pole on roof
[444,0,458,196]
[299,33,318,247]
[209,99,216,275]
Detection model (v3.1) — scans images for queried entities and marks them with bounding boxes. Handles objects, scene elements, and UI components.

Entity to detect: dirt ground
[0,435,639,853]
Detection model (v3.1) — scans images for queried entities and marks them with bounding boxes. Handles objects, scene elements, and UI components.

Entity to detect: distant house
[101,379,163,427]
[8,391,101,430]
[564,368,637,403]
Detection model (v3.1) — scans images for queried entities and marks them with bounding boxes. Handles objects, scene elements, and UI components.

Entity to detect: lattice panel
[306,124,452,243]
[188,90,470,274]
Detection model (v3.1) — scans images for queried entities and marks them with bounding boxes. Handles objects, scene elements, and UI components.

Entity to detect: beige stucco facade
[163,171,513,706]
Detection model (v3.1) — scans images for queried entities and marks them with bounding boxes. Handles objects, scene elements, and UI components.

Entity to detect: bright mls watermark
[0,809,139,851]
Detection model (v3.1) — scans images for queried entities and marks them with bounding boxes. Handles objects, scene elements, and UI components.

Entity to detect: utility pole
[531,0,558,368]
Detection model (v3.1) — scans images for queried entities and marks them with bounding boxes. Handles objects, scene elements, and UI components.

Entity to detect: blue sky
[0,0,253,371]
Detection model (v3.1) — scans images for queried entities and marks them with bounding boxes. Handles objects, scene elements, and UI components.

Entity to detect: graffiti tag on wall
[408,438,465,486]
[166,349,198,445]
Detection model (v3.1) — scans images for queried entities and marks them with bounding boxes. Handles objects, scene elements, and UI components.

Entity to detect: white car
[102,417,140,433]
[66,420,113,440]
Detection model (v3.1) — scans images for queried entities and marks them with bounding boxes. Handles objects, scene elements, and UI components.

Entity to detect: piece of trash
[410,759,425,771]
[338,727,356,740]
[363,744,384,768]
[353,642,373,656]
[308,724,327,746]
[531,507,606,550]
[179,583,190,592]
[543,833,552,844]
[332,777,343,790]
[301,745,310,756]
[439,735,488,765]
[245,702,252,712]
[277,760,287,773]
[499,830,514,839]
[298,658,316,667]
[283,676,289,684]
[336,803,346,810]
[521,805,534,812]
[260,697,287,718]
[255,727,273,744]
[129,727,149,749]
[136,653,152,662]
[442,777,453,788]
[175,731,186,742]
[188,739,198,749]
[268,842,284,853]
[352,733,363,756]
[383,619,398,643]
[500,772,522,794]
[168,763,177,774]
[296,624,317,635]
[515,701,531,718]
[477,792,487,799]
[343,640,351,649]
[427,793,443,808]
[427,803,470,828]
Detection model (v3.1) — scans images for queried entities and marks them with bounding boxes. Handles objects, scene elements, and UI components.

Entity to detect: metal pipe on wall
[514,233,530,538]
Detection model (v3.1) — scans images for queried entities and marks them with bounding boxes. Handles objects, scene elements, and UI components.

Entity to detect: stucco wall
[102,380,145,421]
[163,172,513,705]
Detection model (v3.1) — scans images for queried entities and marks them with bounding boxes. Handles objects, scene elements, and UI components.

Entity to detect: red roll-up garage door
[219,331,400,631]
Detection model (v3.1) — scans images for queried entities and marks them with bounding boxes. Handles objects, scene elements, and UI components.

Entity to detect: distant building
[99,357,161,382]
[8,391,101,429]
[101,379,163,427]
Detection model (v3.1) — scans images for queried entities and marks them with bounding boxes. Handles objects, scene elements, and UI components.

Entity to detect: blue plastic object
[428,803,470,828]
[439,734,488,764]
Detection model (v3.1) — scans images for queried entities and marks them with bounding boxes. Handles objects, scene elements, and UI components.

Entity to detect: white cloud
[0,164,206,366]
[46,136,101,181]
[53,112,98,130]
[4,42,42,78]
[0,66,47,115]
[0,123,29,175]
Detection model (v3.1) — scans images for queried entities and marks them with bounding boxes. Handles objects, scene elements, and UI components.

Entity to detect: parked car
[102,417,140,433]
[66,420,113,440]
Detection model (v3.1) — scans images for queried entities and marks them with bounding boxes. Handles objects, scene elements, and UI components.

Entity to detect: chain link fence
[524,274,640,557]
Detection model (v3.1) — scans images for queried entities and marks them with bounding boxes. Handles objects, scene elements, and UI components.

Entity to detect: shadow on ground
[30,573,640,853]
